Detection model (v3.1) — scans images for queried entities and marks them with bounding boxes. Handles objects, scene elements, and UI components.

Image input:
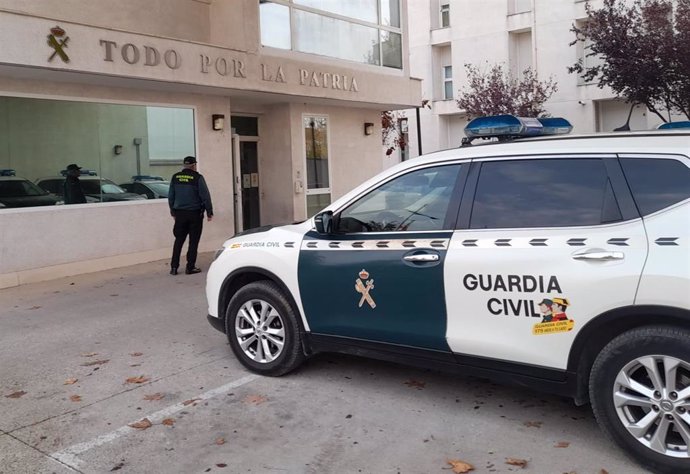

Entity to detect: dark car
[35,176,148,203]
[119,177,170,199]
[0,176,62,208]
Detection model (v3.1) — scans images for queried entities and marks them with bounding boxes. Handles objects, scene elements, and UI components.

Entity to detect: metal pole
[415,107,422,156]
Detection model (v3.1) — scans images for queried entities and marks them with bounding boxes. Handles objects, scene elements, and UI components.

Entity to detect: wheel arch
[219,267,308,346]
[568,305,690,404]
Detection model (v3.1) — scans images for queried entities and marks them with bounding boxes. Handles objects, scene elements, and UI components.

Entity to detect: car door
[298,163,466,351]
[445,156,647,370]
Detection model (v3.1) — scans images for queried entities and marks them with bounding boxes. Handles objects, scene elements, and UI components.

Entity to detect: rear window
[620,158,690,216]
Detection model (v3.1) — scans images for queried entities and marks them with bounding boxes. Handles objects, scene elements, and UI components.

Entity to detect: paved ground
[0,255,650,474]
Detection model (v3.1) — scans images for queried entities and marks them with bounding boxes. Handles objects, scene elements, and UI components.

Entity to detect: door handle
[403,254,439,262]
[571,250,624,261]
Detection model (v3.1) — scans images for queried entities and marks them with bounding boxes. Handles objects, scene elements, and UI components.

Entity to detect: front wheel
[225,281,304,376]
[590,326,690,474]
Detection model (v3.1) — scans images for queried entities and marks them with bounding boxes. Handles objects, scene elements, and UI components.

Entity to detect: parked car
[0,171,62,208]
[206,116,690,474]
[35,176,147,203]
[119,176,170,199]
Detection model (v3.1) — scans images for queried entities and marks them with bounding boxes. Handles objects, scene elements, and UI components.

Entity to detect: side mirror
[314,210,333,234]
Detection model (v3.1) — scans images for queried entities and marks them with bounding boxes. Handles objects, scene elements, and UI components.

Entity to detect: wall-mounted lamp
[364,122,374,136]
[113,145,123,155]
[212,114,225,131]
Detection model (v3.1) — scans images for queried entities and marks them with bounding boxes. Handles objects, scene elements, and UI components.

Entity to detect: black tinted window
[620,158,690,216]
[471,159,616,229]
[337,165,461,232]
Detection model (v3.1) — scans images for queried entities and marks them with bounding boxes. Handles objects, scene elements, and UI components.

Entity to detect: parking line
[50,374,259,469]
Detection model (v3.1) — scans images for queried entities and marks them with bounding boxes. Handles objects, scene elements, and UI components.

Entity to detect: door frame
[231,135,260,233]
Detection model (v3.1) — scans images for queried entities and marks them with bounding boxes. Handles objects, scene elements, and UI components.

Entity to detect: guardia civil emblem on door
[355,269,376,309]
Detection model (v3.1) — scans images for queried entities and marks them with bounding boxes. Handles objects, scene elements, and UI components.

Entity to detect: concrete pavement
[0,255,650,473]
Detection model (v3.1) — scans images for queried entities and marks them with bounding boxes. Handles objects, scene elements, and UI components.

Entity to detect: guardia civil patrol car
[206,115,690,473]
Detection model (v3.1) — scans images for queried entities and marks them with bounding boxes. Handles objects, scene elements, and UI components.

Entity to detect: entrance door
[237,141,260,231]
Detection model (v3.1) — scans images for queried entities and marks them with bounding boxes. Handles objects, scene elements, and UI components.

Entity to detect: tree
[456,64,558,120]
[381,100,430,156]
[569,0,690,122]
[381,110,407,156]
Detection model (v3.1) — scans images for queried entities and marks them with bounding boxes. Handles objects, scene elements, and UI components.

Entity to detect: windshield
[146,182,170,196]
[0,180,48,197]
[81,179,126,194]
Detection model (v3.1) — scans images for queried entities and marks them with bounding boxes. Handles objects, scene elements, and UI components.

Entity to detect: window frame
[442,65,453,100]
[440,2,450,28]
[302,113,333,217]
[259,0,403,69]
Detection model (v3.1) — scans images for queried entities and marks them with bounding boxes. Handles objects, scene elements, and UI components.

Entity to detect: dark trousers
[171,210,204,270]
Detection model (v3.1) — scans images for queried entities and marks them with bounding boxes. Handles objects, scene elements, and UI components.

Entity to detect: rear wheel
[225,281,304,376]
[590,326,690,474]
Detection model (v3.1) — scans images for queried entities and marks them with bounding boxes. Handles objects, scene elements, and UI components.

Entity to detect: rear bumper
[207,314,225,334]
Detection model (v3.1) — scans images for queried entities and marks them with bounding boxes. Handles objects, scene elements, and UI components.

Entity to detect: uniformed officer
[168,156,214,275]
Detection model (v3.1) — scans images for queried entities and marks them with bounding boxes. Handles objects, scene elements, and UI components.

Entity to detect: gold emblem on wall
[355,269,376,309]
[47,26,70,63]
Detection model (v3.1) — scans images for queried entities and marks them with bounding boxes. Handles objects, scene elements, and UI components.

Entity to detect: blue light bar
[464,114,572,141]
[538,117,574,135]
[60,169,98,176]
[0,169,16,176]
[657,121,690,130]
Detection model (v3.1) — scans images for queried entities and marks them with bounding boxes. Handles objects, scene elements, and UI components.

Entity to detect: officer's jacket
[168,169,213,216]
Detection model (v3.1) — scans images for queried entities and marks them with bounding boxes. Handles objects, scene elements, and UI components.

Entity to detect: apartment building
[401,0,667,159]
[0,0,420,287]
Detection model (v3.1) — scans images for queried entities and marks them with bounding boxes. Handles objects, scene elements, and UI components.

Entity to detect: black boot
[170,267,178,275]
[185,267,201,274]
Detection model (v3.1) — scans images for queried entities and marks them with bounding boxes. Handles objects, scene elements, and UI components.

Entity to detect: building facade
[401,0,677,158]
[0,0,420,288]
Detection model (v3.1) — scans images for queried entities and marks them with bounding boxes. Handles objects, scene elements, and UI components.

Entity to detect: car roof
[323,131,690,215]
[0,176,31,182]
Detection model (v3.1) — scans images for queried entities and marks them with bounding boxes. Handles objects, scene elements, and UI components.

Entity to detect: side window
[620,158,690,216]
[336,165,461,233]
[470,158,619,229]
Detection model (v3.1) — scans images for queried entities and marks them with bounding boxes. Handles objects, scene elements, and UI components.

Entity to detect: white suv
[206,124,690,473]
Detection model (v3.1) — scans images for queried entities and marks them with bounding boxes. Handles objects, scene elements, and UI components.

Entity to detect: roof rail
[462,114,573,146]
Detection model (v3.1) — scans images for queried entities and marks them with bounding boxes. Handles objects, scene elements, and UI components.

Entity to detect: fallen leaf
[64,378,78,385]
[130,364,141,367]
[182,398,201,406]
[5,391,26,399]
[447,459,474,473]
[216,464,227,468]
[404,379,426,390]
[161,418,175,426]
[29,305,42,310]
[554,441,570,448]
[143,393,165,401]
[506,458,528,468]
[523,420,542,428]
[81,359,110,367]
[243,394,267,405]
[215,437,226,445]
[110,461,125,471]
[128,418,152,430]
[600,470,609,474]
[70,395,82,402]
[81,352,98,357]
[125,376,150,384]
[130,352,144,357]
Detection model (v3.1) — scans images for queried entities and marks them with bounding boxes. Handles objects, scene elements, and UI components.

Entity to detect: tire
[224,281,305,376]
[590,326,690,474]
